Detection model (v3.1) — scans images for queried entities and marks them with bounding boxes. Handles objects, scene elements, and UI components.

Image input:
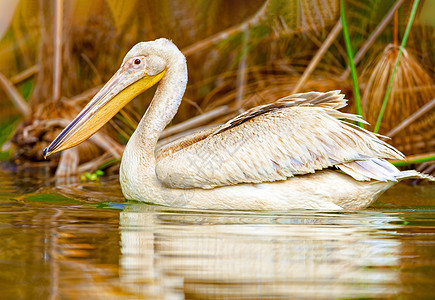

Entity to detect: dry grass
[201,64,352,115]
[0,0,434,174]
[361,44,435,154]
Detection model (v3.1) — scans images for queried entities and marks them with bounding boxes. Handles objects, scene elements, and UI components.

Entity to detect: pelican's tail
[338,158,435,182]
[395,170,435,181]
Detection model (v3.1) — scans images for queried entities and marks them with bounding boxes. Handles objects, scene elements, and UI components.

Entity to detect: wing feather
[155,91,404,189]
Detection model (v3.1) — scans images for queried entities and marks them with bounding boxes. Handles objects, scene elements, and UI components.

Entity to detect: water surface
[0,167,434,299]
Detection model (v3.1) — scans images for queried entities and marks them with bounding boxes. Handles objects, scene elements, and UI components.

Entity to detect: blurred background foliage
[0,0,433,174]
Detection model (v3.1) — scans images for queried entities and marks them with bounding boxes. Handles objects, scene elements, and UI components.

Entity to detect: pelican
[44,38,433,210]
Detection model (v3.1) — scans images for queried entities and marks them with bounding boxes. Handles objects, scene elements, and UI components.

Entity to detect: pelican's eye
[134,58,141,65]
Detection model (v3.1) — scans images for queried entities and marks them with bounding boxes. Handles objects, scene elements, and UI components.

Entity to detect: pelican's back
[154,91,405,189]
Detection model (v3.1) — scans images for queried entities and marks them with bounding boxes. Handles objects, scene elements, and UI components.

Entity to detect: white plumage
[156,91,404,189]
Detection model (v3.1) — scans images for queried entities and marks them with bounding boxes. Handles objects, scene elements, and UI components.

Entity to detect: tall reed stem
[53,0,63,102]
[340,0,363,127]
[374,0,420,133]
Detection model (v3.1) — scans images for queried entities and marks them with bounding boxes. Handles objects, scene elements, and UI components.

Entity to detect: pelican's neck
[119,40,188,200]
[128,52,187,165]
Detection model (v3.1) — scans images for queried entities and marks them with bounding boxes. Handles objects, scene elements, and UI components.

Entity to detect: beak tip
[43,147,50,159]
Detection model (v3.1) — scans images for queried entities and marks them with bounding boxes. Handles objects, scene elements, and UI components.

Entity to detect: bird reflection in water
[119,205,401,299]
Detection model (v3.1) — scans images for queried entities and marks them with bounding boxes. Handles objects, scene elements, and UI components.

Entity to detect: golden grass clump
[361,44,435,154]
[200,62,352,125]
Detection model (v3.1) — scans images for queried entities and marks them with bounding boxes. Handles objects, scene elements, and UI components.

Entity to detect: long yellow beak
[43,67,166,158]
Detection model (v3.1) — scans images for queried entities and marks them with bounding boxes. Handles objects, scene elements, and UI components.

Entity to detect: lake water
[0,166,434,299]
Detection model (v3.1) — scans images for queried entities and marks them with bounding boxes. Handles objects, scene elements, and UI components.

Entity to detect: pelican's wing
[156,91,404,189]
[156,126,220,161]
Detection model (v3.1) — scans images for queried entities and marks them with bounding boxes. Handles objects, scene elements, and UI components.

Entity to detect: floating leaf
[24,193,82,204]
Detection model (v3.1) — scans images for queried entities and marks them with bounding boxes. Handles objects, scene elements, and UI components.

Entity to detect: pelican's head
[43,39,180,158]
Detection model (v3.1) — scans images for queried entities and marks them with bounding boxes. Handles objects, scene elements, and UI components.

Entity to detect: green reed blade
[374,0,420,133]
[392,153,435,167]
[340,0,363,127]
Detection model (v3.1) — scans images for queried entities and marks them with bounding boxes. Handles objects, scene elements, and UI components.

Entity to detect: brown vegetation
[0,0,433,176]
